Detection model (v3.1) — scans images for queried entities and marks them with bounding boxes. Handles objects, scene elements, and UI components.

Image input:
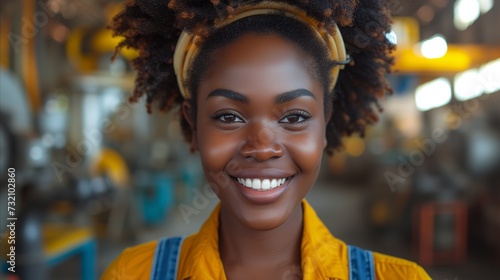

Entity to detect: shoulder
[372,252,432,280]
[101,236,196,280]
[101,240,158,280]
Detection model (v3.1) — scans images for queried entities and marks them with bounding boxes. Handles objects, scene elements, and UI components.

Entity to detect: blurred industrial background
[0,0,499,279]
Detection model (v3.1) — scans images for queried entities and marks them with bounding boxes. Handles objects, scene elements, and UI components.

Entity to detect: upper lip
[229,168,295,179]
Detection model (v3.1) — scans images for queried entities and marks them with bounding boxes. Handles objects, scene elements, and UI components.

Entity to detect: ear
[182,101,198,151]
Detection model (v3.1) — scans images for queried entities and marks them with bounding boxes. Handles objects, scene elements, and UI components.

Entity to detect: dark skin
[182,34,332,280]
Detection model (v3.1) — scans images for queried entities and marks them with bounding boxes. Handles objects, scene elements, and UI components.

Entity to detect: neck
[218,203,303,270]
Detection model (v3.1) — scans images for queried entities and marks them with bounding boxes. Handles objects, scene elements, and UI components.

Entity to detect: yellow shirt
[102,200,431,280]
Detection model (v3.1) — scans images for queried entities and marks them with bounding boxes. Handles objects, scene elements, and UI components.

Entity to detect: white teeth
[252,179,261,190]
[237,177,289,191]
[262,179,271,190]
[271,179,277,189]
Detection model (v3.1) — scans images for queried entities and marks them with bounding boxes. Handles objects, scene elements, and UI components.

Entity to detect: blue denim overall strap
[151,236,185,280]
[348,245,375,280]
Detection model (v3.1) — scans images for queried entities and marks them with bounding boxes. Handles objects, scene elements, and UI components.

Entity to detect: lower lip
[232,177,292,205]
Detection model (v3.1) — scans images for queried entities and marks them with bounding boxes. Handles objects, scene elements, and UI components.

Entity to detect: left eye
[221,114,242,122]
[280,112,311,124]
[214,113,244,123]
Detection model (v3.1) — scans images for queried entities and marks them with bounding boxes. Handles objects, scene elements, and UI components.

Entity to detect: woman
[103,1,431,279]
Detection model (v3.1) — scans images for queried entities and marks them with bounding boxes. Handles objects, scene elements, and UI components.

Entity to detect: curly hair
[110,0,395,155]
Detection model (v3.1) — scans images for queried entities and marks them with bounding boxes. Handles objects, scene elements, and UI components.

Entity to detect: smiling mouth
[235,177,292,191]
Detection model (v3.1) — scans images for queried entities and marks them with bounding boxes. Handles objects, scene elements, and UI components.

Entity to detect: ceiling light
[416,78,452,111]
[478,0,494,13]
[454,0,494,30]
[454,0,480,30]
[419,34,448,59]
[479,59,500,94]
[454,69,484,101]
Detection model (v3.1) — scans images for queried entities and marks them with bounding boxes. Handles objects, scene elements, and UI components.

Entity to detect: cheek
[197,125,239,187]
[288,125,325,173]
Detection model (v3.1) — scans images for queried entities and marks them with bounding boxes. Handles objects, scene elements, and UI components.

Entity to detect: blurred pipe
[1,17,10,68]
[22,0,41,113]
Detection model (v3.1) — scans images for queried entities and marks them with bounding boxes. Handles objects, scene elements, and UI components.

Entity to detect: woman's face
[185,33,328,230]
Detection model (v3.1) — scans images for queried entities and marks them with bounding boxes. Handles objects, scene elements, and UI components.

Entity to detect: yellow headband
[173,2,348,100]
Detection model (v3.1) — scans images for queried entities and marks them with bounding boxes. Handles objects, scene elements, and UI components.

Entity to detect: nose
[239,124,284,161]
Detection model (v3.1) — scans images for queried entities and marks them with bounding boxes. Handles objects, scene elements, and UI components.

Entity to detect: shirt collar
[181,203,225,280]
[181,200,348,280]
[301,199,348,280]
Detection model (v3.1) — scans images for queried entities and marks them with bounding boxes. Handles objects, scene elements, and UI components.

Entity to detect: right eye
[211,111,245,123]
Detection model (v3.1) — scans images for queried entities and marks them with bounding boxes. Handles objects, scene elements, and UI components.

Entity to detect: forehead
[199,33,320,97]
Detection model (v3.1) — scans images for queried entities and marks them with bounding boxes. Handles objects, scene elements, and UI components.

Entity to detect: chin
[233,199,300,231]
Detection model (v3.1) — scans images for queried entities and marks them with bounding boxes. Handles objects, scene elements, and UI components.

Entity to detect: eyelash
[211,110,244,123]
[210,110,312,124]
[279,110,312,124]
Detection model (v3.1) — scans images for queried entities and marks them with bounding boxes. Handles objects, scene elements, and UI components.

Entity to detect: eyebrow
[206,88,315,104]
[206,89,249,104]
[275,89,316,104]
